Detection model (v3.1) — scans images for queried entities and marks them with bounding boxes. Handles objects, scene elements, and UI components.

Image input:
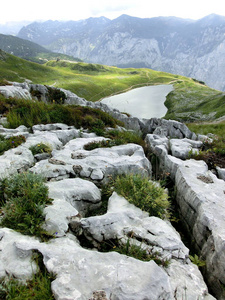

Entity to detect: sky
[1,0,225,24]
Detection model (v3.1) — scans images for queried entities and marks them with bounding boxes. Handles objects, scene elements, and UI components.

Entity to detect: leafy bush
[29,143,52,155]
[46,86,66,104]
[0,135,26,155]
[0,172,52,238]
[112,173,170,219]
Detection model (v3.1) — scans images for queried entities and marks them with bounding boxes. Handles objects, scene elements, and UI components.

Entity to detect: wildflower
[12,141,14,143]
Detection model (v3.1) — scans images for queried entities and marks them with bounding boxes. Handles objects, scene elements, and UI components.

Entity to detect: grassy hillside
[0,50,224,122]
[0,34,80,63]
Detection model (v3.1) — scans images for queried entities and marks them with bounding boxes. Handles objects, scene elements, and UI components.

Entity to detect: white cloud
[1,0,225,24]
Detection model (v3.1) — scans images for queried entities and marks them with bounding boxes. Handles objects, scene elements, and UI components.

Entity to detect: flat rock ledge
[145,133,225,299]
[0,122,216,299]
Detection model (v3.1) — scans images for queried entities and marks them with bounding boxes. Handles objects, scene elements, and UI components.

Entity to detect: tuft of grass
[0,97,123,130]
[0,135,26,155]
[111,173,170,219]
[187,121,225,139]
[29,143,52,155]
[0,172,52,239]
[100,238,170,267]
[84,129,144,151]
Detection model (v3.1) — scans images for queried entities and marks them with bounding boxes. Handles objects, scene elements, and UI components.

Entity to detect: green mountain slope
[0,50,224,122]
[0,34,80,63]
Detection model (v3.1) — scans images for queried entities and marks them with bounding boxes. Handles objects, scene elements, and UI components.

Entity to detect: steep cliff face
[18,14,225,91]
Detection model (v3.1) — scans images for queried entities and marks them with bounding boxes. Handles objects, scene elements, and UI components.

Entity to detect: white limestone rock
[23,131,63,150]
[46,178,101,216]
[30,141,151,183]
[0,85,32,100]
[175,159,225,299]
[81,192,189,260]
[216,166,225,181]
[44,199,79,237]
[169,138,202,160]
[16,237,173,300]
[0,228,38,281]
[0,145,34,179]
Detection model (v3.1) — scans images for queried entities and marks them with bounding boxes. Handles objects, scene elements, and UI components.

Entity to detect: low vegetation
[0,96,123,131]
[187,122,225,168]
[99,238,170,267]
[1,51,224,122]
[108,173,170,219]
[0,134,26,155]
[84,129,144,150]
[29,143,52,155]
[0,172,52,239]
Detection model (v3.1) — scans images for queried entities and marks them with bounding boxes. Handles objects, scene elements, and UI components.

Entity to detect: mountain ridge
[17,14,225,91]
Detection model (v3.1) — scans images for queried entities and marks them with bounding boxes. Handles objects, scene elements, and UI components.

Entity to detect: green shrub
[0,135,26,155]
[46,86,66,104]
[112,173,170,219]
[0,172,52,238]
[29,143,52,155]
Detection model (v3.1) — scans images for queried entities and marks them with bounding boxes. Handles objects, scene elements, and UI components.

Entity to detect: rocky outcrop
[0,121,216,299]
[145,133,225,299]
[0,83,223,298]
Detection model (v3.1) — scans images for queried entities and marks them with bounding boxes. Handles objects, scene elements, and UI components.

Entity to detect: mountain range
[0,34,81,63]
[17,14,225,91]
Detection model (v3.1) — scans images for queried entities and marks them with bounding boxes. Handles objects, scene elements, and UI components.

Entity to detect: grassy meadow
[0,50,224,122]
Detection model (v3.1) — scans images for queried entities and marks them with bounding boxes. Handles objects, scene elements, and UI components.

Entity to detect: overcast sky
[1,0,225,24]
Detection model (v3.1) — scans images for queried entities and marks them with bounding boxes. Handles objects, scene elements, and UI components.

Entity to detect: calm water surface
[101,85,173,119]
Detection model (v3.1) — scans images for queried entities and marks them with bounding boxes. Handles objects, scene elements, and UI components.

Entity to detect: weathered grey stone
[0,228,38,281]
[46,178,101,216]
[23,131,63,150]
[0,145,34,179]
[30,159,75,180]
[31,141,151,183]
[15,237,173,300]
[32,123,72,132]
[175,160,225,299]
[142,118,195,139]
[170,139,193,159]
[44,199,79,236]
[81,192,189,260]
[0,85,32,100]
[61,88,87,106]
[29,84,49,102]
[216,166,225,181]
[15,233,214,300]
